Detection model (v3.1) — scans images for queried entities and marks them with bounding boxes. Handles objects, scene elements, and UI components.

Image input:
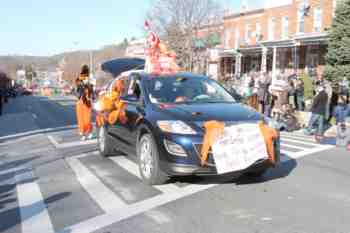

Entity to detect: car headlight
[157,121,197,135]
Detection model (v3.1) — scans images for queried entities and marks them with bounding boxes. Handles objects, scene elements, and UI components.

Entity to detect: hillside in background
[0,42,128,83]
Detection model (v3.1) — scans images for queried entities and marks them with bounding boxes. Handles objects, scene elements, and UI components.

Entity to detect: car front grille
[193,143,216,167]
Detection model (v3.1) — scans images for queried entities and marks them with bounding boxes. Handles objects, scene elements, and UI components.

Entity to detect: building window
[245,24,252,43]
[235,28,240,49]
[314,7,322,32]
[281,16,289,39]
[268,18,275,40]
[224,29,230,48]
[256,22,261,42]
[333,0,337,17]
[297,4,306,33]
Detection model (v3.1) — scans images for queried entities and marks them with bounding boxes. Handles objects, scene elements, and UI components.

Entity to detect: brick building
[209,0,338,80]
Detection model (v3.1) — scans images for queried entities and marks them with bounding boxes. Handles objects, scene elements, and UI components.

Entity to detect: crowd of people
[234,70,350,144]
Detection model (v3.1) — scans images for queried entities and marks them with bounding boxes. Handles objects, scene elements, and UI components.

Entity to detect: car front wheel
[97,125,114,157]
[137,133,168,185]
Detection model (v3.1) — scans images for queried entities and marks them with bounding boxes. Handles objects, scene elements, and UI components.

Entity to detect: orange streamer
[258,122,279,165]
[200,121,225,166]
[108,101,128,125]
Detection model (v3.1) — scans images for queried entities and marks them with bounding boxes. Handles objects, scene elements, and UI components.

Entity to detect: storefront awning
[218,49,238,58]
[294,32,328,45]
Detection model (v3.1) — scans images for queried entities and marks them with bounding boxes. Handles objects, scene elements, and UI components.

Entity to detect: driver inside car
[175,86,196,103]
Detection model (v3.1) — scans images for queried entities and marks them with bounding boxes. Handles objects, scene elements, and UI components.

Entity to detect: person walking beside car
[76,65,94,140]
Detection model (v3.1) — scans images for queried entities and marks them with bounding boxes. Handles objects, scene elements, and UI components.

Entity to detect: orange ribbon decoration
[108,101,128,125]
[200,121,225,166]
[258,122,279,165]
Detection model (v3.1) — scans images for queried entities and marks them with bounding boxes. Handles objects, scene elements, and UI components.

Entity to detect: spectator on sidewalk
[257,73,271,116]
[304,84,328,142]
[333,96,350,146]
[295,77,304,111]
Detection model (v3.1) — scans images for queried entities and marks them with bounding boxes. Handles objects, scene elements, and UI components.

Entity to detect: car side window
[123,74,142,102]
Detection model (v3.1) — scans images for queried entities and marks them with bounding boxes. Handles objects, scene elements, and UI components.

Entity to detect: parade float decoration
[144,21,179,75]
[200,121,278,173]
[95,21,179,128]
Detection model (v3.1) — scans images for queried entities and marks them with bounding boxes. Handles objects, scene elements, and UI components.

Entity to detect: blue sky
[0,0,259,56]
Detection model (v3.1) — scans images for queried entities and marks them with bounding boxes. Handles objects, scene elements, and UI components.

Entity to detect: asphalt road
[0,95,349,233]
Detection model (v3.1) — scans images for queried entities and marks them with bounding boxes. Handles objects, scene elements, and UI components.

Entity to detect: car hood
[155,103,262,124]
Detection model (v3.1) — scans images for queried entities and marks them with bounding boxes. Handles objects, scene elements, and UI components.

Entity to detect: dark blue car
[97,71,280,185]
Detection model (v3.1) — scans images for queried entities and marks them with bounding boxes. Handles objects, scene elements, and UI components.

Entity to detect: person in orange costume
[76,65,93,140]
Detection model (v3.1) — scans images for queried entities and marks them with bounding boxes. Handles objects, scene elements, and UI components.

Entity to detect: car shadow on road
[170,156,297,186]
[235,158,297,185]
[0,192,71,233]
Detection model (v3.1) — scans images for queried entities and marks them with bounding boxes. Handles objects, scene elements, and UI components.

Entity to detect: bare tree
[147,0,223,71]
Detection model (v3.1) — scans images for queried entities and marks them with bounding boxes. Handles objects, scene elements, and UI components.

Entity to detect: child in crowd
[333,96,350,147]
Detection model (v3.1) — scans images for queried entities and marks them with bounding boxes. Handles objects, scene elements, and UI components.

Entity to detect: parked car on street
[96,70,280,185]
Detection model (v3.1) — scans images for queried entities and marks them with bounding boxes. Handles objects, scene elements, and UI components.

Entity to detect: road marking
[281,134,316,142]
[109,156,183,194]
[15,170,55,233]
[281,137,320,146]
[32,113,38,119]
[58,183,216,233]
[0,133,44,145]
[47,135,60,148]
[280,143,309,150]
[47,135,97,149]
[66,155,127,212]
[0,166,28,176]
[281,144,334,162]
[0,125,77,141]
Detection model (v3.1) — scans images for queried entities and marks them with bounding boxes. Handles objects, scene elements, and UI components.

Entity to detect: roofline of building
[224,8,265,20]
[217,33,329,56]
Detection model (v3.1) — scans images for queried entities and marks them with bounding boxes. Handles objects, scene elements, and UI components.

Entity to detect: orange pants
[76,100,92,135]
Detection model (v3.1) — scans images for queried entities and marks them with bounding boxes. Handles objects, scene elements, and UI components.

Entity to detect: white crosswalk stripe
[66,154,128,212]
[109,156,183,194]
[279,131,334,161]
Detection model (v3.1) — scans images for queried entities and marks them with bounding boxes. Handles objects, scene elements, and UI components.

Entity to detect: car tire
[245,167,269,178]
[97,125,114,157]
[137,133,168,185]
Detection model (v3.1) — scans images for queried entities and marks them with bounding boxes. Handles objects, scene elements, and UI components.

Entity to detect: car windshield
[147,76,236,104]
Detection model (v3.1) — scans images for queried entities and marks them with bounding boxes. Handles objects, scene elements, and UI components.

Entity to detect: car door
[108,74,145,155]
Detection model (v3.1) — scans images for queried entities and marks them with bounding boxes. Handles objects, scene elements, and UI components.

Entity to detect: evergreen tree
[325,0,350,84]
